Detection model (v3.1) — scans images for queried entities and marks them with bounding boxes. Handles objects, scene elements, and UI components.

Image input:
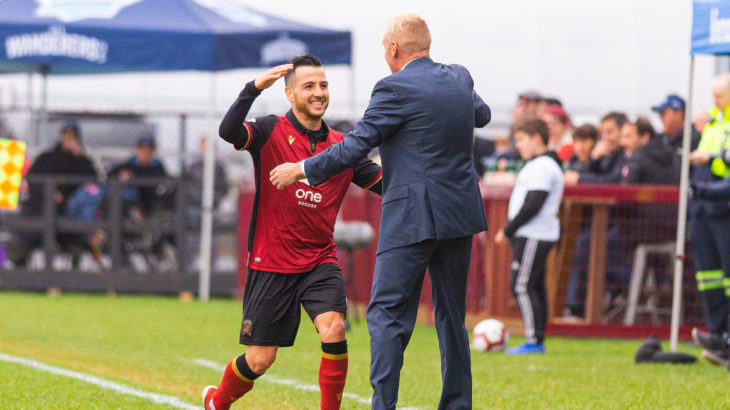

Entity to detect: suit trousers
[367,236,473,410]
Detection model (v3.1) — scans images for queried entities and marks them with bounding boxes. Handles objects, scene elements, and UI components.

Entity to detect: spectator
[542,104,573,162]
[513,90,543,122]
[619,117,679,185]
[108,134,169,219]
[564,111,628,185]
[184,137,228,272]
[7,120,98,267]
[566,124,598,173]
[651,94,701,155]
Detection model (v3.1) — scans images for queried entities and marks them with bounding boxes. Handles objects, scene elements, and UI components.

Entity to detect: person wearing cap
[6,120,99,267]
[686,73,730,366]
[651,94,701,155]
[107,134,169,219]
[541,104,573,162]
[513,90,544,122]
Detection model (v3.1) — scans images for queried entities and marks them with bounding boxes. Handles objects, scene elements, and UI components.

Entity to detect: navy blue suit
[305,57,490,409]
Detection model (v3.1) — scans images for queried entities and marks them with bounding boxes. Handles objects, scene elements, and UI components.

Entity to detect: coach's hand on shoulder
[254,64,294,90]
[270,160,305,190]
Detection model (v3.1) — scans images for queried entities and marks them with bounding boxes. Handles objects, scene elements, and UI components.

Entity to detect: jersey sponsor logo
[296,188,322,208]
[241,319,253,336]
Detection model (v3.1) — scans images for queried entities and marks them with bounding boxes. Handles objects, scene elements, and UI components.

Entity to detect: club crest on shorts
[241,319,253,336]
[511,260,520,271]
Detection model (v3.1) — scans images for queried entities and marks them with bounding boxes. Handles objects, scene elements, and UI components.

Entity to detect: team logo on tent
[260,33,308,66]
[34,0,142,22]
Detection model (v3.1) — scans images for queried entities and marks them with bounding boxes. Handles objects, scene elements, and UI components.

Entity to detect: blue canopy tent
[668,0,730,350]
[0,0,352,300]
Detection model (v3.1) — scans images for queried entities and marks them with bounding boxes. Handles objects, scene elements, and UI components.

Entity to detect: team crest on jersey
[242,319,253,336]
[288,135,295,145]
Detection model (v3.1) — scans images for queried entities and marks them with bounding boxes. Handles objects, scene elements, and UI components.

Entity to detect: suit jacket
[305,57,490,254]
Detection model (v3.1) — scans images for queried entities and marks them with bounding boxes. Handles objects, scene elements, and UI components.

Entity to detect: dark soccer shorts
[239,262,347,347]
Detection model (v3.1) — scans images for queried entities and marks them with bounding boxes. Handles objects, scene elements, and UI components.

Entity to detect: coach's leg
[368,242,434,410]
[427,236,473,410]
[314,311,348,410]
[208,346,276,410]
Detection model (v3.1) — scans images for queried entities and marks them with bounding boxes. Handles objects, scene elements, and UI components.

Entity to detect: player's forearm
[219,81,261,146]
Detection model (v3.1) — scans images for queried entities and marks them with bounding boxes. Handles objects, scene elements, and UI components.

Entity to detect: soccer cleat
[701,349,729,366]
[692,328,727,351]
[505,342,545,355]
[202,385,218,410]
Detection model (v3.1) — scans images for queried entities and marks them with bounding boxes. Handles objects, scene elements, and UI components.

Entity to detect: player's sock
[213,354,260,409]
[319,340,348,410]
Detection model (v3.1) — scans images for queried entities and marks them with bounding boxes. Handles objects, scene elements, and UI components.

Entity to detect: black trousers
[510,237,556,345]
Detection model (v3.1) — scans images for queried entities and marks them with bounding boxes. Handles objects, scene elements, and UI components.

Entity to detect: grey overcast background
[0,0,718,146]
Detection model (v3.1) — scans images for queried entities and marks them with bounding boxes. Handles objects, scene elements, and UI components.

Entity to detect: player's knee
[247,350,277,374]
[319,317,346,342]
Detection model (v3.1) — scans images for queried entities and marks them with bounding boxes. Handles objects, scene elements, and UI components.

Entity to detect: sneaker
[505,342,545,355]
[202,385,217,410]
[692,328,727,351]
[702,349,729,366]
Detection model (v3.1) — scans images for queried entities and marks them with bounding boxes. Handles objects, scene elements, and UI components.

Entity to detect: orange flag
[0,138,26,210]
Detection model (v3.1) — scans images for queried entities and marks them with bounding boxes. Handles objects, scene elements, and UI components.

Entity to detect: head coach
[270,14,490,409]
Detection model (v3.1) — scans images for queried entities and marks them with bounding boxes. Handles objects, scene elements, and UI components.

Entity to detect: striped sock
[213,354,260,410]
[319,340,348,410]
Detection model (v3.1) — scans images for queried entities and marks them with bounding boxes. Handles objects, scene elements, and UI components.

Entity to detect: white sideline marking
[192,358,422,410]
[0,352,197,409]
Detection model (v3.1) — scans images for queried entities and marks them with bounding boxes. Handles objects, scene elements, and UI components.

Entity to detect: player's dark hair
[634,116,657,140]
[513,118,549,145]
[600,111,628,128]
[572,123,598,142]
[284,54,323,87]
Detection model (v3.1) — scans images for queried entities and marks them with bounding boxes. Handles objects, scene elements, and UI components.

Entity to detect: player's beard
[294,95,328,124]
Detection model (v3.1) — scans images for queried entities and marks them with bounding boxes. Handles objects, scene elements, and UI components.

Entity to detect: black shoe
[702,348,729,366]
[692,328,727,351]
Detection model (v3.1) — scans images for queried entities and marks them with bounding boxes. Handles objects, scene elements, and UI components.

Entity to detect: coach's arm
[269,78,402,190]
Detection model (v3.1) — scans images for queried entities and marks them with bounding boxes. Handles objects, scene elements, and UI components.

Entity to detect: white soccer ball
[472,319,508,352]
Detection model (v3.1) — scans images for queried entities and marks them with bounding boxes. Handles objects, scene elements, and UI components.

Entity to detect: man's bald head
[712,72,730,111]
[385,14,431,55]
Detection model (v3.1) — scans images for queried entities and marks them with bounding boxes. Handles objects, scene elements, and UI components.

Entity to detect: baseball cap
[136,134,156,148]
[61,120,81,139]
[544,104,570,124]
[651,94,685,112]
[518,90,543,101]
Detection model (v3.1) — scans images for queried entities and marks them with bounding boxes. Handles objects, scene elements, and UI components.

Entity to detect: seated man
[108,134,169,220]
[7,120,98,267]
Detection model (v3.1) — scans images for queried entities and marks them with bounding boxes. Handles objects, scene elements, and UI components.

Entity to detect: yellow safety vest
[698,106,730,178]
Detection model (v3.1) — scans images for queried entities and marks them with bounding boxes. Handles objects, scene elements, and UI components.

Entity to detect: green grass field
[1,291,728,409]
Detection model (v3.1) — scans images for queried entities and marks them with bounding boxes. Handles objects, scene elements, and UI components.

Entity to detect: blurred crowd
[3,121,228,272]
[475,90,704,187]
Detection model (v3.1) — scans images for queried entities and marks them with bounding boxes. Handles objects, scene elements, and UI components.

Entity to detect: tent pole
[26,72,35,147]
[40,66,48,147]
[670,55,695,352]
[199,73,217,301]
[349,65,356,120]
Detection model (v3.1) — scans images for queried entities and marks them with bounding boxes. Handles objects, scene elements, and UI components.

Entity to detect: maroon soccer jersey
[219,81,382,273]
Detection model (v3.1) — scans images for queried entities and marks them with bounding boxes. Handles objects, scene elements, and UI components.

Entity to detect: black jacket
[622,137,679,185]
[108,157,168,216]
[23,144,97,216]
[578,148,626,184]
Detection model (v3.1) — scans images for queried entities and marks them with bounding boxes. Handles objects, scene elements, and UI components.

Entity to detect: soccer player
[202,54,382,410]
[495,118,564,354]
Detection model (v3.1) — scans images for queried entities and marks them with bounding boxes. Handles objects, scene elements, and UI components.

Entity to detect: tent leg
[670,56,695,352]
[199,74,217,301]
